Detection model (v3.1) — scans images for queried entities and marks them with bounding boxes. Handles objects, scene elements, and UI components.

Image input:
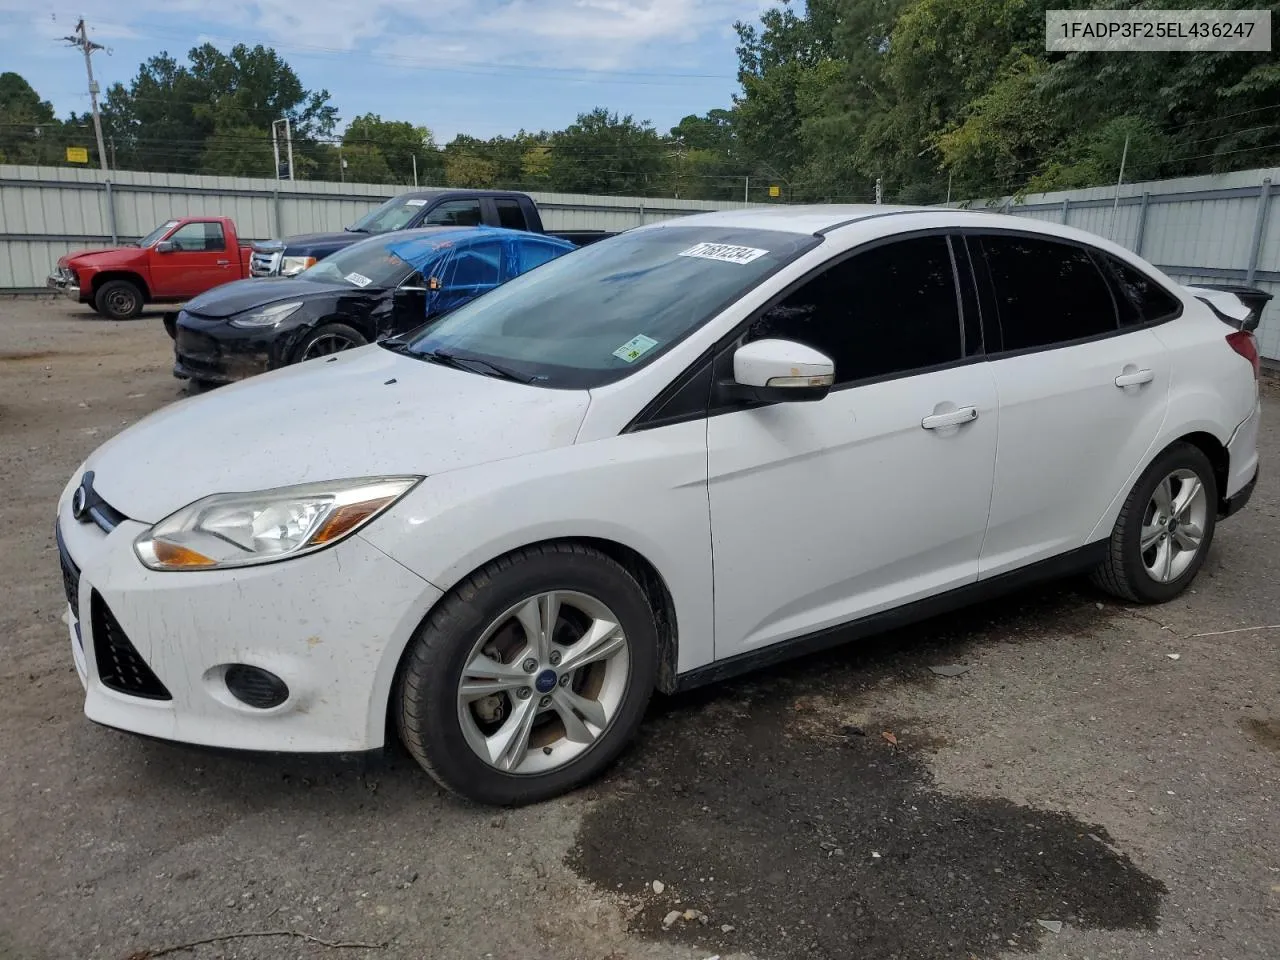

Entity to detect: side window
[980,235,1117,351]
[442,242,502,288]
[747,235,963,386]
[168,222,224,252]
[425,200,483,227]
[1095,252,1182,326]
[494,199,527,230]
[519,241,565,273]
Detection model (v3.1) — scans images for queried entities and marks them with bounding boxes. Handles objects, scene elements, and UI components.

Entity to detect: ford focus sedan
[56,206,1260,805]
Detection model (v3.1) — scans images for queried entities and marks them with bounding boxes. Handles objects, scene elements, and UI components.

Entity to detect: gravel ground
[1,297,1277,960]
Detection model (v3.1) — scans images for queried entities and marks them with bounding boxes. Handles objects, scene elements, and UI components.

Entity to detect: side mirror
[155,240,176,253]
[729,338,834,403]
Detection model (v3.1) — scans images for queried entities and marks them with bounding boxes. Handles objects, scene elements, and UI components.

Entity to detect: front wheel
[1091,442,1218,604]
[396,543,657,806]
[93,279,144,320]
[293,323,367,363]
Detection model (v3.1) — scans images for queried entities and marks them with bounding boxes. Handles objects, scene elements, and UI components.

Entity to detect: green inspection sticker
[612,334,659,363]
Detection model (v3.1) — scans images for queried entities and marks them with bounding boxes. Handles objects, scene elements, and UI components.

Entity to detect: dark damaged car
[171,226,575,386]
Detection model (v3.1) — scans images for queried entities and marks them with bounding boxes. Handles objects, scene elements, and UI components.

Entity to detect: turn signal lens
[309,497,398,544]
[152,542,215,567]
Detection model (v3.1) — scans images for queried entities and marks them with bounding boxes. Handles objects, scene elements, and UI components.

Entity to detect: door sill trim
[672,541,1108,693]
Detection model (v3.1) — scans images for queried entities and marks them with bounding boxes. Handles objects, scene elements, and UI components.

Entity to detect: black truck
[251,189,613,277]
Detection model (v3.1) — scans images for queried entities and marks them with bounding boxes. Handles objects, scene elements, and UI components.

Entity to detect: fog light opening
[224,664,289,709]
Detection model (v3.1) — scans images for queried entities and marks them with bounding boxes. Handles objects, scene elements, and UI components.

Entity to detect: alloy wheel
[1141,467,1208,583]
[300,333,358,360]
[456,590,631,775]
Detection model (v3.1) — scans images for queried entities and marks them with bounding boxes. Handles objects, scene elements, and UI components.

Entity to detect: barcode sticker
[678,242,768,265]
[405,199,429,207]
[345,272,373,287]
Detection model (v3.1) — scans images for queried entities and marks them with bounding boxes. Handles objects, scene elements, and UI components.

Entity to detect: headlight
[280,256,317,277]
[228,300,304,328]
[134,477,420,571]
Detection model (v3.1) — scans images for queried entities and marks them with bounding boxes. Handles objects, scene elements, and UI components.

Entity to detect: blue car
[171,226,577,386]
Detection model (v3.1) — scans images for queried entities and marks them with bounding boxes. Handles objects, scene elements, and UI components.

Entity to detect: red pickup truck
[47,216,254,320]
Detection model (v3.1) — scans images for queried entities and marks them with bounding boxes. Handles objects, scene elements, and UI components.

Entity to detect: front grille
[174,326,223,373]
[55,523,80,619]
[91,591,172,700]
[250,250,281,277]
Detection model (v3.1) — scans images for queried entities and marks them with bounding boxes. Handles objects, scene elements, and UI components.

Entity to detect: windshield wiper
[344,226,369,233]
[421,348,533,383]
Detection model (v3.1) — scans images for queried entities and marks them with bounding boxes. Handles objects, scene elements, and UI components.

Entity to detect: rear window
[1095,253,1182,326]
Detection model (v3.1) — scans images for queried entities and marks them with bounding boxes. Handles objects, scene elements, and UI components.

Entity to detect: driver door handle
[921,406,978,430]
[1114,369,1154,387]
[216,259,231,266]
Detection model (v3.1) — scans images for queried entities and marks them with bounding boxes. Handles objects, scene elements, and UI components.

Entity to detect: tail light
[1226,330,1260,378]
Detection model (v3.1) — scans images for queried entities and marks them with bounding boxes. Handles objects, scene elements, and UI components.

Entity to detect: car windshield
[302,236,416,288]
[396,226,820,389]
[140,220,179,247]
[347,196,430,234]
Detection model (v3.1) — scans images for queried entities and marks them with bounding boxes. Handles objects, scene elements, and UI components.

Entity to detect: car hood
[60,247,145,268]
[82,345,591,523]
[183,277,354,318]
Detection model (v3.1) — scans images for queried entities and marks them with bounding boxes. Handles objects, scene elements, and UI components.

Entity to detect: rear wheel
[294,323,367,363]
[1091,442,1217,603]
[396,543,657,806]
[94,280,144,320]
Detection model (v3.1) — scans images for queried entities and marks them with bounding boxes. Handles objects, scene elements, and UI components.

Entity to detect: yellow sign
[768,184,781,198]
[65,146,89,164]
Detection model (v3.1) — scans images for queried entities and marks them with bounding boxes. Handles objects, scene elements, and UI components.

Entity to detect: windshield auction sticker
[1046,9,1270,51]
[405,199,429,207]
[344,272,373,287]
[678,242,769,265]
[613,334,660,363]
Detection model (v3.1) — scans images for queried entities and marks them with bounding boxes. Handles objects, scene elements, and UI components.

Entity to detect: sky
[0,0,774,142]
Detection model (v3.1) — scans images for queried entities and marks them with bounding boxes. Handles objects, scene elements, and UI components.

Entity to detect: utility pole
[339,148,345,183]
[412,154,418,187]
[1111,133,1130,237]
[271,118,295,180]
[64,19,109,173]
[744,176,749,203]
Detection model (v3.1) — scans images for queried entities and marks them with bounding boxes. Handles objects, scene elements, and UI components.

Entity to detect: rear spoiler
[1182,284,1270,332]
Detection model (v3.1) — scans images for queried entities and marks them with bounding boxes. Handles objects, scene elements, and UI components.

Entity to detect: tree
[342,113,440,184]
[98,44,336,175]
[0,72,64,164]
[549,108,669,195]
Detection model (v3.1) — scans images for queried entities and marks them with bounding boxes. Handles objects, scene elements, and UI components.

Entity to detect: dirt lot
[1,296,1278,960]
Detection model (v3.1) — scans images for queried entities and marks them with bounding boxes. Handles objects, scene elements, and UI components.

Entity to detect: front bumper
[55,494,442,754]
[46,271,83,302]
[173,310,296,383]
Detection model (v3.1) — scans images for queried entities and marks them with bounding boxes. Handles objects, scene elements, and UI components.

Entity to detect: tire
[93,279,144,320]
[1091,442,1218,604]
[293,323,367,363]
[396,543,658,806]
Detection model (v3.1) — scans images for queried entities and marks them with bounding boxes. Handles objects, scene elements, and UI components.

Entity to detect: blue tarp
[386,227,576,316]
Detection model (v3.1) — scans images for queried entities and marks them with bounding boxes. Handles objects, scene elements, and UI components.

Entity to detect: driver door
[707,234,1000,658]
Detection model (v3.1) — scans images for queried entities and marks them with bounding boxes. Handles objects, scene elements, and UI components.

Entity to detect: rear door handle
[921,406,978,430]
[1114,369,1154,387]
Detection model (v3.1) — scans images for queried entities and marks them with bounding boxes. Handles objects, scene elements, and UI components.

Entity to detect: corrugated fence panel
[1,165,763,290]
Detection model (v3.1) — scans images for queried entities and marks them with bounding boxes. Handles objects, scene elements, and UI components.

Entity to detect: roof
[642,203,1147,255]
[395,188,534,200]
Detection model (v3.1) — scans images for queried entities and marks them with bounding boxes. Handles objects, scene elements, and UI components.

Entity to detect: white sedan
[56,206,1261,805]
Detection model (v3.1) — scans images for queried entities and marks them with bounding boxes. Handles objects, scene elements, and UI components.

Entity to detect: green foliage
[548,108,668,195]
[6,0,1279,202]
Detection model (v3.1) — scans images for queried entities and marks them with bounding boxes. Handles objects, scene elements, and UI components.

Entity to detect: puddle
[570,584,1164,959]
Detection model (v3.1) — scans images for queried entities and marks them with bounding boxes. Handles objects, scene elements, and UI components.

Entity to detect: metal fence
[0,164,759,293]
[963,167,1280,360]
